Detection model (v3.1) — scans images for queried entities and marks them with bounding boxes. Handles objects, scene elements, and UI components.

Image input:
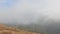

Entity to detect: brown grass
[0,24,40,34]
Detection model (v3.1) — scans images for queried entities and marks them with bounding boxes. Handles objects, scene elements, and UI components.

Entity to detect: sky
[46,0,60,19]
[0,0,60,25]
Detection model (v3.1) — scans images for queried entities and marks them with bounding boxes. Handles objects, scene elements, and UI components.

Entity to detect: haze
[0,0,59,24]
[0,0,60,34]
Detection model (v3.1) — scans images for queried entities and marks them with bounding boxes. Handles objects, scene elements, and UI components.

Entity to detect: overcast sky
[0,0,60,25]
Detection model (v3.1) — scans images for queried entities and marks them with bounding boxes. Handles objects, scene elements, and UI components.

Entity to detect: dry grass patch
[0,24,40,34]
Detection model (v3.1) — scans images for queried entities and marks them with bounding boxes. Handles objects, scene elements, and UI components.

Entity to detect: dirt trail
[0,24,40,34]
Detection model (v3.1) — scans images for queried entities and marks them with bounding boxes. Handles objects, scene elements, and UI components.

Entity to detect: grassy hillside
[0,24,42,34]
